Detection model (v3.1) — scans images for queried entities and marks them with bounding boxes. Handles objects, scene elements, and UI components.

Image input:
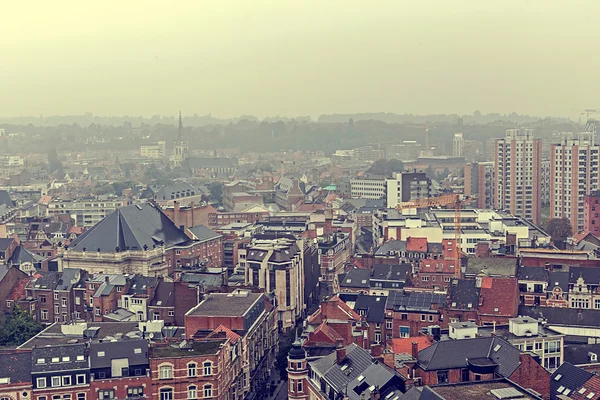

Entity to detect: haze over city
[3,0,600,119]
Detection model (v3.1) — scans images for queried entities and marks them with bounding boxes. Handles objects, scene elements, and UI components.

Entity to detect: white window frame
[37,377,47,389]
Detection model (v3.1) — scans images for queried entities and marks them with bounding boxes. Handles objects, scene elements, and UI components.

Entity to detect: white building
[140,141,166,159]
[550,132,599,232]
[494,129,542,224]
[47,198,124,227]
[350,174,387,199]
[386,171,431,208]
[453,133,464,157]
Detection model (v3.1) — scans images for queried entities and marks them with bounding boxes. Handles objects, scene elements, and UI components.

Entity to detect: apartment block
[464,162,494,209]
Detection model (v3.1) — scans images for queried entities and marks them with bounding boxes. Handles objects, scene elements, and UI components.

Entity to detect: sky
[1,0,599,119]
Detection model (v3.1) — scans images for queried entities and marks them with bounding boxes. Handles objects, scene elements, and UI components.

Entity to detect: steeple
[178,111,183,141]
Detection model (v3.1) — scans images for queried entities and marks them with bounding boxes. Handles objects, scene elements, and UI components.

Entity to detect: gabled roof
[391,336,434,355]
[0,352,32,384]
[27,271,61,290]
[69,202,189,253]
[464,258,517,278]
[89,339,148,369]
[387,291,445,312]
[353,294,387,323]
[519,306,600,328]
[569,266,600,285]
[375,240,407,255]
[307,295,362,325]
[188,224,221,242]
[154,182,199,201]
[550,362,593,399]
[340,268,371,288]
[564,344,600,366]
[31,343,88,372]
[548,271,569,292]
[478,277,519,317]
[0,190,14,208]
[417,336,521,377]
[149,280,175,307]
[207,324,241,344]
[371,263,412,282]
[0,237,15,252]
[448,279,480,310]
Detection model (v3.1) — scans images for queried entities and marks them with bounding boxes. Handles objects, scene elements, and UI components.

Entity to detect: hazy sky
[2,1,599,119]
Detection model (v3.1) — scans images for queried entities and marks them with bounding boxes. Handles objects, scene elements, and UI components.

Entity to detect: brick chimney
[173,201,180,228]
[411,341,419,359]
[371,343,383,358]
[336,345,347,364]
[370,386,381,400]
[190,201,195,227]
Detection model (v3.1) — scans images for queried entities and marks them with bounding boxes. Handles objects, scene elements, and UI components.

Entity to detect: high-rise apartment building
[550,132,599,232]
[494,129,542,224]
[453,132,464,157]
[541,159,551,206]
[584,191,600,234]
[386,171,431,208]
[464,162,494,209]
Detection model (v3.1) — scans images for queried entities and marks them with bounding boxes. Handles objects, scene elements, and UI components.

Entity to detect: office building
[386,171,431,208]
[550,132,599,232]
[494,129,542,224]
[453,132,464,157]
[140,141,166,159]
[350,174,386,199]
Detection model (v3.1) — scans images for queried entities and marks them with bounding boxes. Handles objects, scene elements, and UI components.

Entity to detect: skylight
[579,388,587,394]
[554,374,562,381]
[37,358,45,364]
[51,357,60,363]
[62,356,70,362]
[493,344,501,352]
[340,365,348,371]
[587,393,596,399]
[134,348,142,354]
[557,386,565,393]
[76,355,84,361]
[357,375,364,382]
[98,351,105,357]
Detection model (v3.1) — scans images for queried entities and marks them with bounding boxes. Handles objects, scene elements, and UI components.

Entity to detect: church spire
[178,111,183,141]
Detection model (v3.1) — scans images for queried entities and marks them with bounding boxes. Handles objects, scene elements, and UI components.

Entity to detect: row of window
[37,393,85,400]
[36,374,86,389]
[158,385,213,400]
[159,362,213,379]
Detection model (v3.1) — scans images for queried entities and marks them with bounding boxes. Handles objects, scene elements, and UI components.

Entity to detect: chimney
[336,345,347,364]
[370,343,383,358]
[173,201,180,227]
[411,341,418,359]
[370,386,380,400]
[104,276,109,283]
[190,201,195,227]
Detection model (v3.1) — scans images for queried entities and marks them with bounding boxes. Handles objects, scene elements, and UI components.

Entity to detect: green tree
[545,217,573,249]
[0,304,44,346]
[208,182,223,205]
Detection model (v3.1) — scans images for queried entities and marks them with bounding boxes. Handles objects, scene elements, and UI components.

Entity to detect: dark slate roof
[564,344,600,366]
[387,291,446,312]
[375,240,407,256]
[31,344,88,373]
[29,271,61,290]
[0,190,14,207]
[519,305,600,327]
[188,292,263,317]
[550,362,593,399]
[69,203,189,252]
[517,266,549,282]
[371,263,412,282]
[188,224,221,242]
[448,279,480,310]
[569,266,600,285]
[0,352,32,383]
[0,237,15,252]
[8,246,43,265]
[353,294,387,323]
[340,268,371,288]
[154,182,199,201]
[127,276,159,295]
[464,258,517,277]
[427,242,443,254]
[55,268,82,291]
[180,273,223,287]
[548,271,569,292]
[149,280,175,307]
[417,336,521,377]
[89,339,148,369]
[268,243,301,263]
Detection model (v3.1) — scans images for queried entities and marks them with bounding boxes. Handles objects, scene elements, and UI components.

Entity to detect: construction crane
[396,194,473,278]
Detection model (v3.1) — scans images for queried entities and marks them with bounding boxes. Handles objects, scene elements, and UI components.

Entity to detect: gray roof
[0,352,32,384]
[8,245,43,266]
[564,344,600,366]
[464,258,517,277]
[517,266,549,282]
[127,276,159,295]
[353,294,387,323]
[180,272,224,287]
[149,280,175,307]
[448,279,480,310]
[188,224,221,242]
[0,190,14,208]
[155,182,199,201]
[69,202,189,252]
[188,292,262,317]
[387,291,446,312]
[29,271,61,290]
[569,266,600,285]
[340,268,371,288]
[31,343,88,373]
[89,339,148,369]
[55,268,82,291]
[186,157,237,169]
[0,237,15,252]
[417,336,521,377]
[550,362,593,399]
[375,240,407,255]
[519,306,600,328]
[548,271,569,292]
[371,263,412,281]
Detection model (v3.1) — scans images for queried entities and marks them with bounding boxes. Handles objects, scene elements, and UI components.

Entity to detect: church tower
[287,339,309,399]
[171,111,189,167]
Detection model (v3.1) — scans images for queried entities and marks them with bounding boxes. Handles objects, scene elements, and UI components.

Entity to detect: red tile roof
[406,237,428,252]
[304,321,345,347]
[8,277,30,301]
[207,324,241,344]
[478,277,519,317]
[390,336,434,355]
[571,375,600,400]
[307,295,361,325]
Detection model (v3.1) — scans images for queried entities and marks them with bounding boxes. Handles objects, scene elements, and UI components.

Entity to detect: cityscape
[3,2,600,400]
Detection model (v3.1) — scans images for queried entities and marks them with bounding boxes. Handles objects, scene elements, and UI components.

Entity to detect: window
[6,300,12,308]
[168,310,175,317]
[437,370,449,384]
[188,363,197,377]
[77,394,85,400]
[159,365,173,379]
[36,377,46,388]
[386,320,392,329]
[203,385,213,398]
[535,342,543,351]
[203,361,213,376]
[375,332,382,343]
[75,297,80,306]
[63,395,71,400]
[62,376,71,386]
[428,315,434,322]
[188,386,197,399]
[159,388,173,400]
[38,397,47,400]
[54,293,58,300]
[51,376,61,387]
[461,368,469,382]
[61,298,67,307]
[76,374,86,385]
[421,314,426,321]
[400,327,410,338]
[297,380,303,392]
[127,387,143,398]
[98,390,114,400]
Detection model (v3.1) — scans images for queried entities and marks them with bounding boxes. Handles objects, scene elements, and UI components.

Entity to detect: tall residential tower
[494,129,542,224]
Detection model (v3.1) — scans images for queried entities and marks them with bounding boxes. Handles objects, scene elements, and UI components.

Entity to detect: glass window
[36,377,46,389]
[98,390,114,400]
[160,388,173,400]
[188,386,197,400]
[203,361,213,376]
[159,365,173,379]
[188,363,197,377]
[127,387,143,398]
[203,385,213,398]
[51,376,61,387]
[437,370,449,384]
[77,394,85,400]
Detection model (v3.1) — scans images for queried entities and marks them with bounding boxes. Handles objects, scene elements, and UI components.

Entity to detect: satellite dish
[148,332,155,339]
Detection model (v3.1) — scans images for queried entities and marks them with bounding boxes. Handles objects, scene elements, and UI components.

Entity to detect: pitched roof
[518,306,600,328]
[371,263,412,282]
[69,202,189,252]
[0,190,14,208]
[207,324,241,344]
[154,182,199,201]
[478,277,519,317]
[149,280,175,307]
[339,268,371,288]
[188,224,221,242]
[550,362,593,399]
[187,291,263,317]
[448,279,480,310]
[308,295,361,325]
[572,375,600,400]
[0,237,15,252]
[353,294,387,323]
[517,266,549,282]
[89,339,148,369]
[387,291,445,312]
[564,344,600,366]
[31,343,88,373]
[391,336,434,355]
[8,245,44,266]
[417,336,521,378]
[569,266,600,285]
[0,351,32,383]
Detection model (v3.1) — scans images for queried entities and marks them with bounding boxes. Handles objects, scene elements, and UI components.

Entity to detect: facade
[386,141,422,161]
[242,236,304,330]
[31,344,90,400]
[453,132,464,157]
[46,199,124,228]
[350,175,386,200]
[541,159,551,206]
[584,190,600,234]
[494,128,542,224]
[386,171,431,209]
[464,162,494,209]
[140,141,166,159]
[550,132,599,232]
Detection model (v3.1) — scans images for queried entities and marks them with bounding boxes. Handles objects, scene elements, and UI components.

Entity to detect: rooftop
[426,379,543,399]
[150,339,226,358]
[187,291,262,317]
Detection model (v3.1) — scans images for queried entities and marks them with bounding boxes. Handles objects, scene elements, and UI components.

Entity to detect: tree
[546,217,573,249]
[0,304,44,346]
[208,182,223,205]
